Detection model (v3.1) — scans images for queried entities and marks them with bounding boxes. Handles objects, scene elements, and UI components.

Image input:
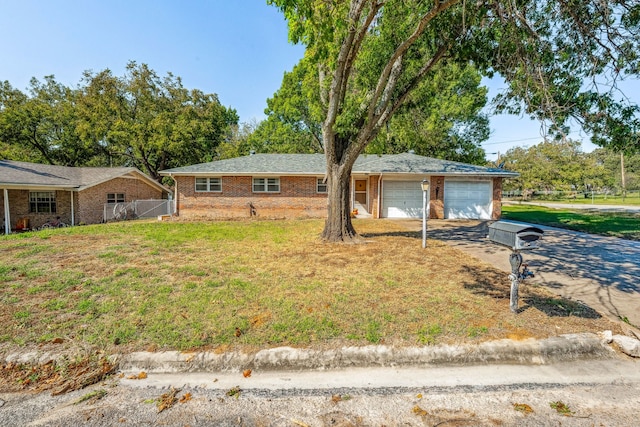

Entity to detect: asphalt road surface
[2,357,640,426]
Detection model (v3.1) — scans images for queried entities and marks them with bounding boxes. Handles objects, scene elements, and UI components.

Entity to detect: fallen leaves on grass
[0,357,116,395]
[157,387,180,413]
[52,358,115,396]
[513,403,534,413]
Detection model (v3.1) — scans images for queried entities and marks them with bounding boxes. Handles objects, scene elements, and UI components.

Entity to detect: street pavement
[2,358,640,426]
[425,218,640,329]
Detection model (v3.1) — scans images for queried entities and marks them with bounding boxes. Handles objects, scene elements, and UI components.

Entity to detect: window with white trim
[107,193,125,203]
[253,177,280,193]
[29,191,56,213]
[316,178,328,193]
[195,177,222,192]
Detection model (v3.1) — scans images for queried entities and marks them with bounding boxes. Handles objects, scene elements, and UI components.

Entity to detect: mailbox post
[488,221,544,313]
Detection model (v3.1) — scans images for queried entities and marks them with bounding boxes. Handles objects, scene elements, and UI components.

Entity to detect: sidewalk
[424,219,640,329]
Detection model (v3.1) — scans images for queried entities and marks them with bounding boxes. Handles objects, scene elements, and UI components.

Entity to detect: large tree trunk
[321,160,358,242]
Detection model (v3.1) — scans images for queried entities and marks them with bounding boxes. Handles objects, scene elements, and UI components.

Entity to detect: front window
[253,177,280,193]
[317,178,327,193]
[29,191,56,213]
[195,177,222,192]
[107,193,125,203]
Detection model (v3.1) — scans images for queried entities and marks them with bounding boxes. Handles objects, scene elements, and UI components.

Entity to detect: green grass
[0,219,622,352]
[505,193,640,206]
[502,205,640,240]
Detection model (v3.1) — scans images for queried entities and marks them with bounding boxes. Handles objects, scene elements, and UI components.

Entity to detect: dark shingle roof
[160,154,327,175]
[354,152,515,176]
[0,160,167,191]
[160,153,517,178]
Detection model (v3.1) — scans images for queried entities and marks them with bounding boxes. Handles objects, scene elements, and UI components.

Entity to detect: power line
[482,131,581,146]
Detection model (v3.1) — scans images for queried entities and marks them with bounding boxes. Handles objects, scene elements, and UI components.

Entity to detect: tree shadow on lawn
[360,230,422,239]
[461,263,603,320]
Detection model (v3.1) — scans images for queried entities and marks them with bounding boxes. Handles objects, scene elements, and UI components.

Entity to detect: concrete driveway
[422,220,640,329]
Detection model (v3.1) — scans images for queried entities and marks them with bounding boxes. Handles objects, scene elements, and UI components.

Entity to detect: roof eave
[0,183,80,190]
[160,171,325,177]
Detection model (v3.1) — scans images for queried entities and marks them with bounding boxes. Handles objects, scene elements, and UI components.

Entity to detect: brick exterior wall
[1,189,75,230]
[1,177,164,230]
[168,174,505,221]
[369,176,381,218]
[175,175,328,219]
[429,176,445,219]
[492,177,503,220]
[77,177,165,225]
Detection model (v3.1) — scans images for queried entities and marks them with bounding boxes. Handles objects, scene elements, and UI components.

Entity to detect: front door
[354,179,367,207]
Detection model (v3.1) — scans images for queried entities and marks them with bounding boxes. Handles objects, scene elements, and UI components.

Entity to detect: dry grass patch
[0,219,620,356]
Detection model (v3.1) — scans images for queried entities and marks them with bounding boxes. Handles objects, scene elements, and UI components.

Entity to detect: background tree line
[0,61,239,182]
[2,59,494,183]
[499,140,640,198]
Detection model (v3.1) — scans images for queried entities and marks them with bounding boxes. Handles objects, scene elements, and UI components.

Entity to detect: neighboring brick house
[1,160,169,233]
[160,152,517,221]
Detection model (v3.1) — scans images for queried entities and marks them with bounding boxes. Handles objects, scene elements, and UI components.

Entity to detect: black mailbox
[488,221,543,251]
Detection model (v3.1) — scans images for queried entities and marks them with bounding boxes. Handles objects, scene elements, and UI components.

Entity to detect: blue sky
[2,0,634,161]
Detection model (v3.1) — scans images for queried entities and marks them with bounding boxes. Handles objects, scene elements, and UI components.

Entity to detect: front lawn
[502,205,640,240]
[0,219,619,354]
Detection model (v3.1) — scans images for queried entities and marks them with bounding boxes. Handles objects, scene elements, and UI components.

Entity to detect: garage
[444,180,492,219]
[382,180,423,218]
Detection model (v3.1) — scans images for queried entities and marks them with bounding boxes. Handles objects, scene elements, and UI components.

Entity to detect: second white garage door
[382,181,423,218]
[444,180,492,219]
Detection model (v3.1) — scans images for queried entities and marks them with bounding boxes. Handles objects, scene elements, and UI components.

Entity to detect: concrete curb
[115,333,617,373]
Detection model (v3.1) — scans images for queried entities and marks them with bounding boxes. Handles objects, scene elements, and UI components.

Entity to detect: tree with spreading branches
[269,0,640,242]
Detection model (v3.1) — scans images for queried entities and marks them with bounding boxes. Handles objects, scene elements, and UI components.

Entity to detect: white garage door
[382,181,424,218]
[444,181,492,219]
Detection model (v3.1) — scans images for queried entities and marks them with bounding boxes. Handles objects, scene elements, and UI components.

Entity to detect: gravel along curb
[116,333,622,374]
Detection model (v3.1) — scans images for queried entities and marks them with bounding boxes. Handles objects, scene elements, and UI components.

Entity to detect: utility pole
[621,152,626,201]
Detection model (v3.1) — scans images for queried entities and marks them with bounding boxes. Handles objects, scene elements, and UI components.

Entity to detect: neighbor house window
[195,177,222,192]
[253,177,280,193]
[29,191,56,213]
[107,193,125,203]
[317,178,327,193]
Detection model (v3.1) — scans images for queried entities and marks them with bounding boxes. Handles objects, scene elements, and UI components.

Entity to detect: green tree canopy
[0,62,238,181]
[76,62,238,181]
[0,77,93,166]
[367,63,489,164]
[501,143,640,196]
[501,140,596,194]
[258,57,490,163]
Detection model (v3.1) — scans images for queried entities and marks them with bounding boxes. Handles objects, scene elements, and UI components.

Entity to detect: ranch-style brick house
[160,152,517,220]
[1,160,169,233]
